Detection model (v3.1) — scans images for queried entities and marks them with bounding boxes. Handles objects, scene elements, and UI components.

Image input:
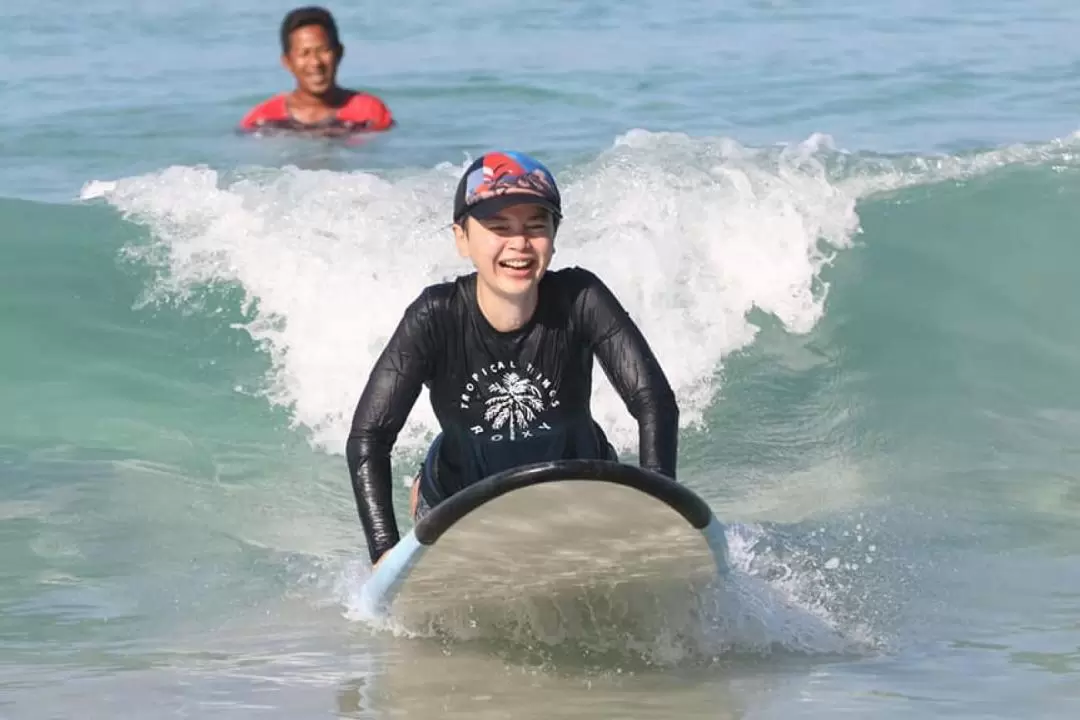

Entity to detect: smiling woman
[344,151,681,567]
[237,6,394,137]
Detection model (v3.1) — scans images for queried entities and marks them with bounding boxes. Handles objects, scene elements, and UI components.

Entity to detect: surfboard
[357,459,730,638]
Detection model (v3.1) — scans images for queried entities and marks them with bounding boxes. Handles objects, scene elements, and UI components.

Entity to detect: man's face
[282,24,340,96]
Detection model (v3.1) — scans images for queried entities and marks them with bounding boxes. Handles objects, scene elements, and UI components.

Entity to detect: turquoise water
[3,0,1080,717]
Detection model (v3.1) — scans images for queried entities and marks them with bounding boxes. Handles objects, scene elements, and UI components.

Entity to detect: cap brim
[459,193,562,223]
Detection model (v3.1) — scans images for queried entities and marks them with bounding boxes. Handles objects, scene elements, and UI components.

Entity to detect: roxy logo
[460,361,561,442]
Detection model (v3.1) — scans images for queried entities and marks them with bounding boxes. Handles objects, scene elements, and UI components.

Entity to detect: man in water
[345,151,680,566]
[238,6,394,137]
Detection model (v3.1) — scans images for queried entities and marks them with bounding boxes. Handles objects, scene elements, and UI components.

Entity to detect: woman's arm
[572,269,679,478]
[345,290,440,563]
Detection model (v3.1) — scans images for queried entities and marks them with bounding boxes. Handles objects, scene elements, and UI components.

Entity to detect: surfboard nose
[360,459,730,629]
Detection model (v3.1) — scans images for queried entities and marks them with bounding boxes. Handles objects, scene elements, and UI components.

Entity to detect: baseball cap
[452,151,562,225]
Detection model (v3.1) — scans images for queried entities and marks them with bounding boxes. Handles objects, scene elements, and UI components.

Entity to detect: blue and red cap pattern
[452,151,562,224]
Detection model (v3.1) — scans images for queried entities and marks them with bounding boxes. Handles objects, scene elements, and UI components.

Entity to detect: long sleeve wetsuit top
[345,267,679,563]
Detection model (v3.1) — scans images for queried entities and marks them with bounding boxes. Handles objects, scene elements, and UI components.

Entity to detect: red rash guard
[238,92,394,134]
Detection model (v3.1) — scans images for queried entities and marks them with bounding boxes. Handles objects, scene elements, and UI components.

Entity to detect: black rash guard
[345,266,679,563]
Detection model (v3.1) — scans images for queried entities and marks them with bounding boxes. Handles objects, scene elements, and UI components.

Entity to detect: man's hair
[280,6,341,54]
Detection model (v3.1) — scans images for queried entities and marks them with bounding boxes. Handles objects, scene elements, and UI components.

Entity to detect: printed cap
[452,151,562,224]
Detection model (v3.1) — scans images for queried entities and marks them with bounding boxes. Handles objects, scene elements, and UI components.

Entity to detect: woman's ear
[452,221,470,259]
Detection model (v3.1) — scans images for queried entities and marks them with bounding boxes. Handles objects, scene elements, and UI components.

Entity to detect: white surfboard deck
[358,460,730,635]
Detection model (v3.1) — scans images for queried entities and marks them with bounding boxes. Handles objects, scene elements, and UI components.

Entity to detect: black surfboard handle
[413,459,714,545]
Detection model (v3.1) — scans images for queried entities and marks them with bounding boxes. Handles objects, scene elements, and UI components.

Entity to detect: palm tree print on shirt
[484,372,546,440]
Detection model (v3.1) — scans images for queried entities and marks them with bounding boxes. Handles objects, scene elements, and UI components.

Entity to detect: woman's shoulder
[544,265,604,288]
[405,273,475,319]
[542,265,613,304]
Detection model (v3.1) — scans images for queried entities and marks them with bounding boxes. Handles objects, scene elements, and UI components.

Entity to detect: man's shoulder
[338,90,394,130]
[238,94,288,130]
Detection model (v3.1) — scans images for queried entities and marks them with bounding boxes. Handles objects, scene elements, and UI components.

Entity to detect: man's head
[280,6,343,97]
[452,152,563,301]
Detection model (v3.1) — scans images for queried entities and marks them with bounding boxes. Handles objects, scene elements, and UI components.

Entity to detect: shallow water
[3,0,1080,717]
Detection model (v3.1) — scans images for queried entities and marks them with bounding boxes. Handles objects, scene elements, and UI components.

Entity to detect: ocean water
[3,0,1080,717]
